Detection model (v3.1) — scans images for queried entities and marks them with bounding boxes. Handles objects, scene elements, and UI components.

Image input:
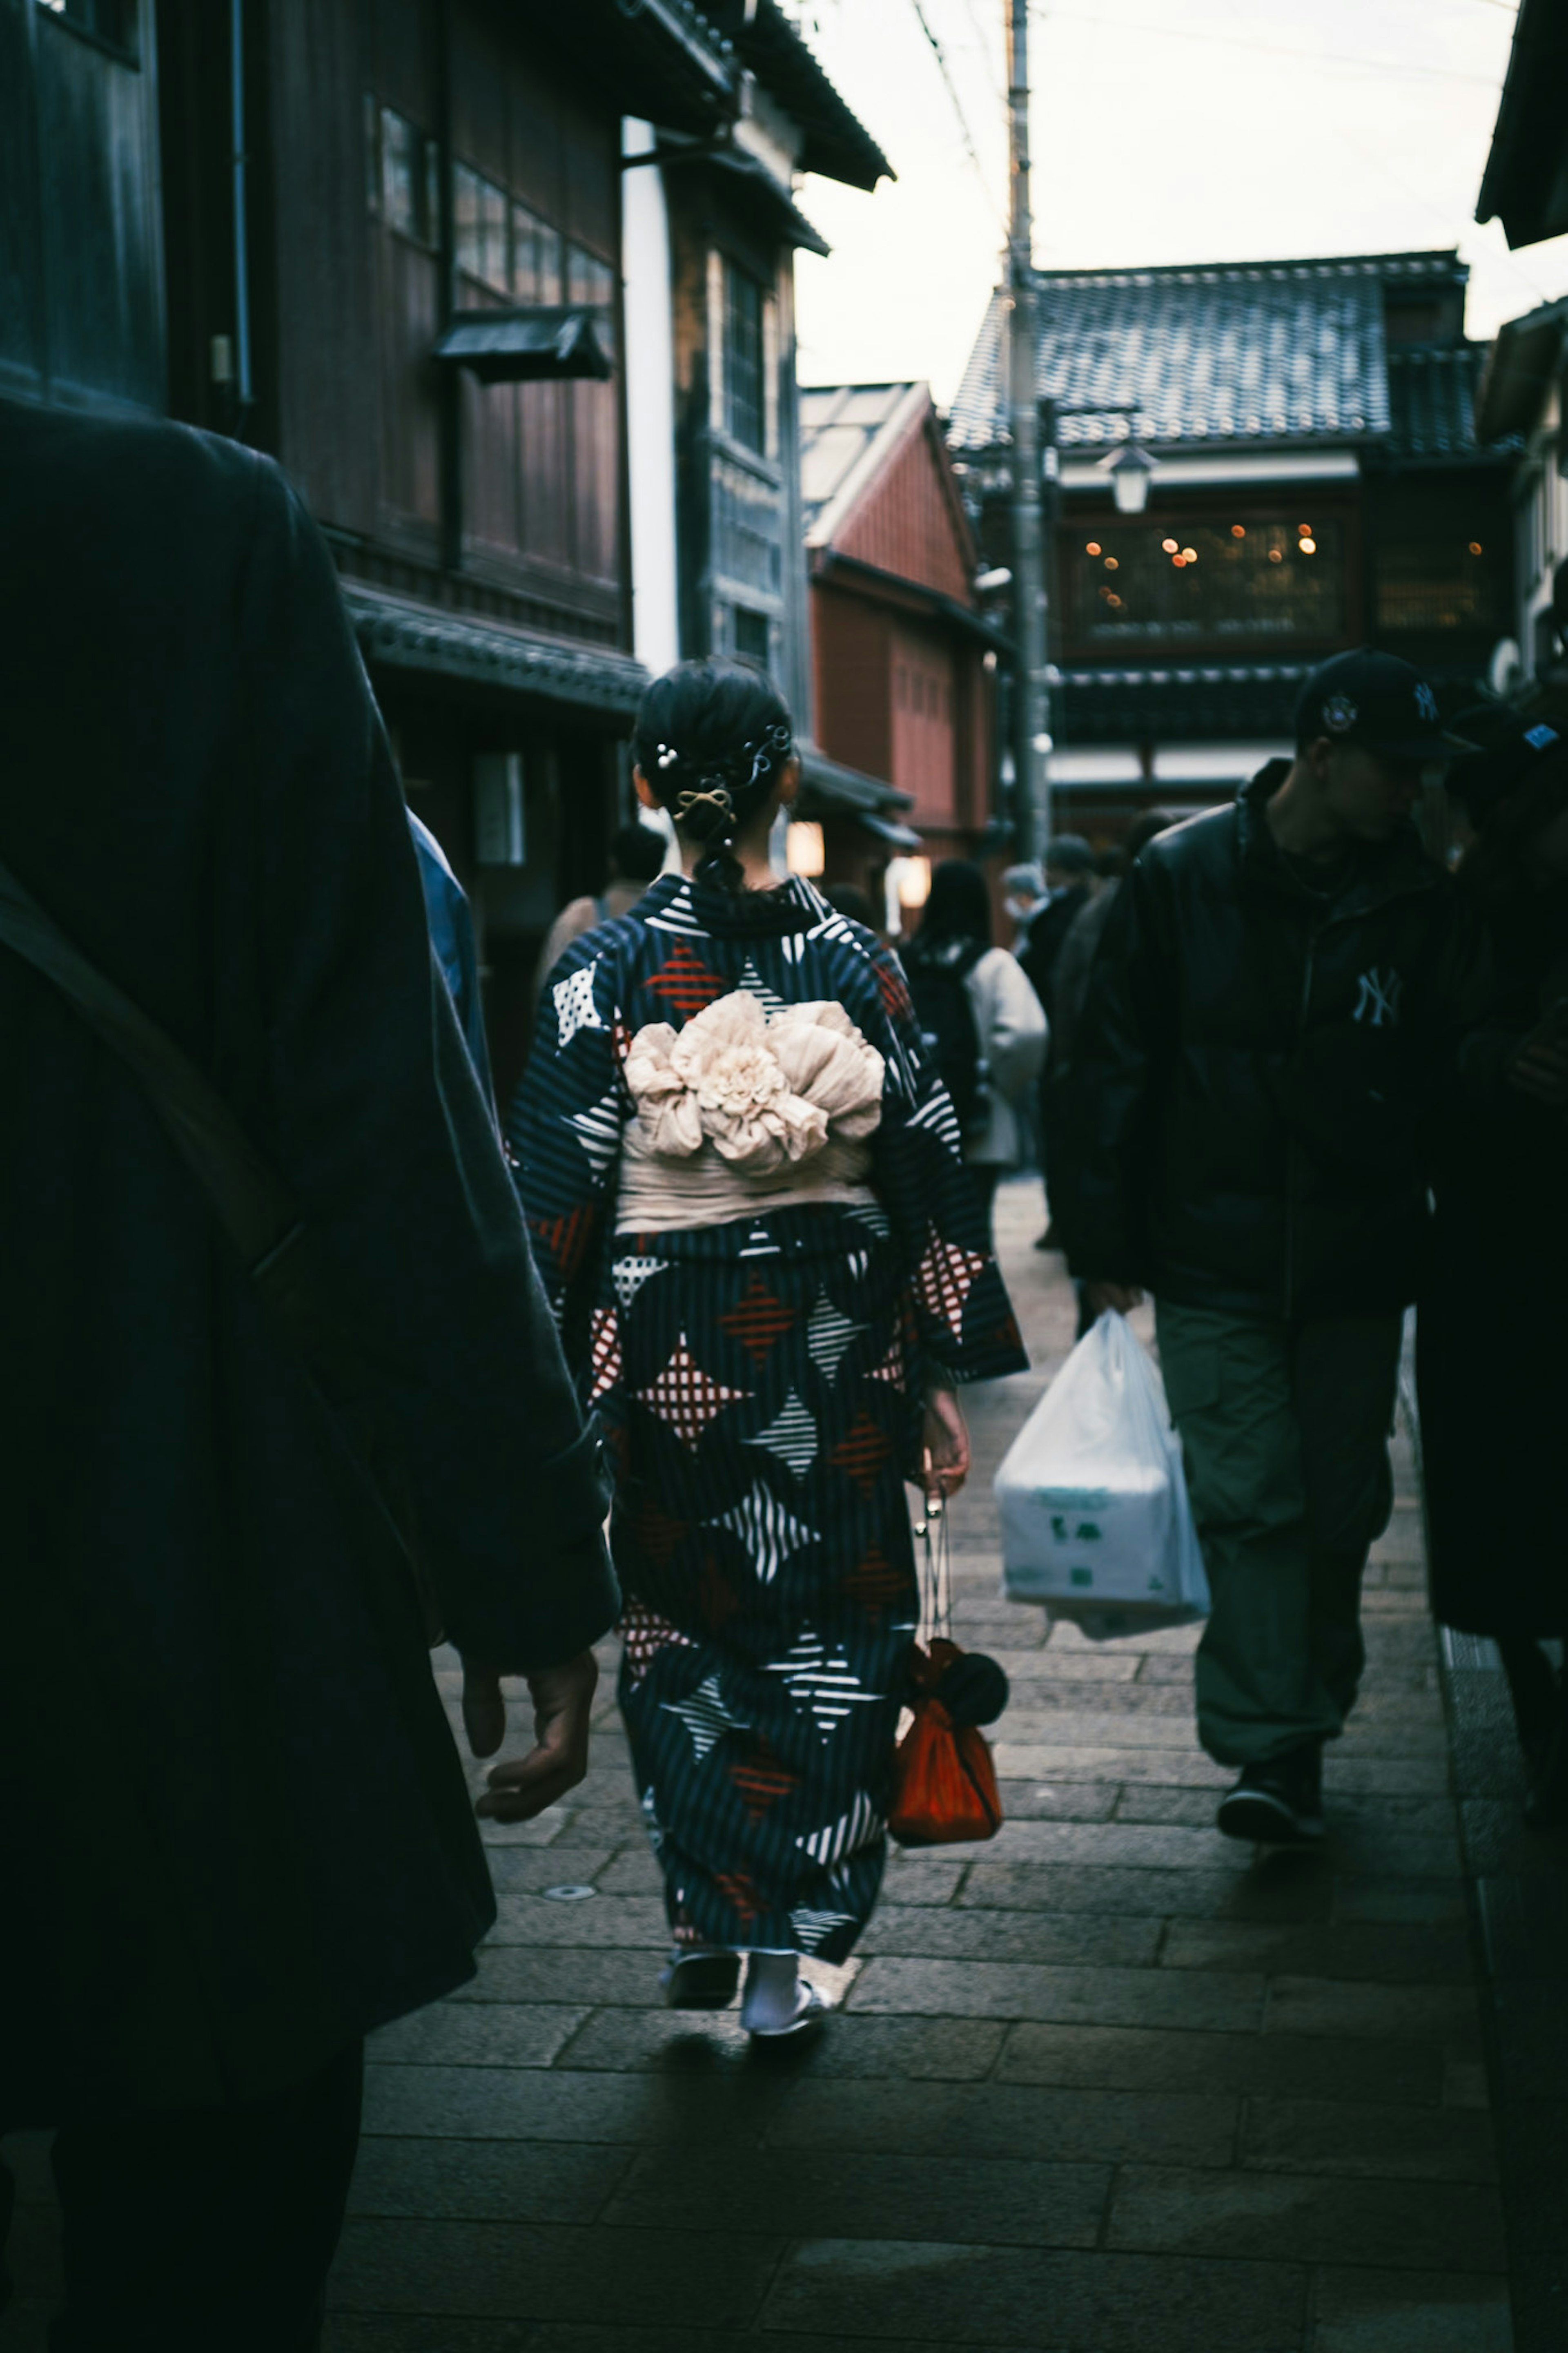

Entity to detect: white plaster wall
[621,119,680,680]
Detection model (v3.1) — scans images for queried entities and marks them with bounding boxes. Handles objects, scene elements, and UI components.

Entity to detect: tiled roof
[947,252,1467,456]
[1053,661,1310,745]
[344,584,648,715]
[1385,343,1489,459]
[799,382,922,539]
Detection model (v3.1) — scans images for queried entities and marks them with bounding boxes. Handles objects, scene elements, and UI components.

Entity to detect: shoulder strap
[0,852,296,1273]
[0,850,437,1624]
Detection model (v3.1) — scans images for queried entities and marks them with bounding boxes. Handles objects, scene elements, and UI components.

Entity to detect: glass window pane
[363,93,380,214]
[734,607,770,666]
[482,181,506,291]
[454,165,482,281]
[513,204,563,305]
[724,261,765,454]
[381,109,420,240]
[512,204,539,303]
[455,163,508,290]
[425,141,442,250]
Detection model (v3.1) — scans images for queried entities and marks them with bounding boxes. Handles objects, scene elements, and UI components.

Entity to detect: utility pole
[1006,0,1050,859]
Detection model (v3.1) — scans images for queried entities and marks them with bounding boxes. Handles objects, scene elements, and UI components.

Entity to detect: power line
[908,0,1005,226]
[1031,7,1502,86]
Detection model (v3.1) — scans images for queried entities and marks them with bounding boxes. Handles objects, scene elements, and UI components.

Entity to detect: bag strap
[0,848,430,1605]
[913,1492,953,1650]
[0,852,298,1274]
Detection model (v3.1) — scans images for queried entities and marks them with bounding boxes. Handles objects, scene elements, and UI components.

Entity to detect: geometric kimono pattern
[508,870,1027,1963]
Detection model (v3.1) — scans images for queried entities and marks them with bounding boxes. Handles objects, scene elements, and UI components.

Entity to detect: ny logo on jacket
[1352,967,1403,1029]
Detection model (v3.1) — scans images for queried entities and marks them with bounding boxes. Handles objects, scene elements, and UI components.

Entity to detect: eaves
[811,549,1010,649]
[344,584,648,717]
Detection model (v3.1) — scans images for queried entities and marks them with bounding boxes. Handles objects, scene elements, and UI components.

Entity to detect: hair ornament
[655,743,680,771]
[674,784,735,825]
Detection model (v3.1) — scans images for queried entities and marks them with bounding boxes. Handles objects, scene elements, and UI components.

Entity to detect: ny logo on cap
[1414,682,1438,724]
[1323,694,1357,734]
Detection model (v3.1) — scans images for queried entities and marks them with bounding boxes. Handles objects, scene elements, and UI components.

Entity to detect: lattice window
[1066,516,1346,647]
[724,261,766,455]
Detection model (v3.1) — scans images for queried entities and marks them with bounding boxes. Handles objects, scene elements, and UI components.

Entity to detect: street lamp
[1104,439,1157,516]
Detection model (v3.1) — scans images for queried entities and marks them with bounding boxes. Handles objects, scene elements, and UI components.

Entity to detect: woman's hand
[922,1382,971,1501]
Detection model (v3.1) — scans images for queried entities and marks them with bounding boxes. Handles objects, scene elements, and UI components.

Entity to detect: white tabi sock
[740,1951,801,2034]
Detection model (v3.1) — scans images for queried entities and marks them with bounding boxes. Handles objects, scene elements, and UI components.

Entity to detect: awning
[343,583,648,716]
[795,743,912,819]
[698,149,830,259]
[650,141,830,257]
[857,810,924,850]
[434,308,612,384]
[812,549,1009,647]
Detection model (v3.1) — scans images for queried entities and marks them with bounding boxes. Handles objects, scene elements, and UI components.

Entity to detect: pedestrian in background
[825,879,880,932]
[409,809,495,1105]
[531,819,667,1002]
[511,660,1025,2038]
[0,403,617,2346]
[904,859,1048,1242]
[1000,860,1047,953]
[1419,709,1568,1819]
[1019,834,1096,1019]
[1069,651,1476,1845]
[1020,834,1096,1247]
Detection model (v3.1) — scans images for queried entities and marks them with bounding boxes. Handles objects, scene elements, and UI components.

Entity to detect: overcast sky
[788,0,1568,406]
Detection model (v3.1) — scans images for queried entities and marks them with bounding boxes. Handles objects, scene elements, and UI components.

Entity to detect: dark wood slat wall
[449,0,622,621]
[0,0,46,403]
[262,0,626,637]
[0,0,164,415]
[267,0,381,533]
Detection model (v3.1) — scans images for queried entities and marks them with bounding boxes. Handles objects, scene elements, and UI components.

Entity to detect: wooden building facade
[799,381,998,917]
[947,250,1517,848]
[2,0,889,1091]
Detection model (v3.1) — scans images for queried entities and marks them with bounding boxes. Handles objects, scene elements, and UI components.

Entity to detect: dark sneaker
[1216,1746,1325,1846]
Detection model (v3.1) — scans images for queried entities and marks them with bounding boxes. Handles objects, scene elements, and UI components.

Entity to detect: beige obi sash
[615,989,884,1236]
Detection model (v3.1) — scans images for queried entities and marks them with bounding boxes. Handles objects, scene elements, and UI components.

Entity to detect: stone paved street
[0,1182,1522,2348]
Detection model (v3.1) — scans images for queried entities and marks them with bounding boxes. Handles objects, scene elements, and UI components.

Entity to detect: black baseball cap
[1294,650,1474,763]
[1446,703,1565,825]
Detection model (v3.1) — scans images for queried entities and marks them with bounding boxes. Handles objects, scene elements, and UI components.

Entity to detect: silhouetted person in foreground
[0,404,617,2349]
[1420,708,1568,1819]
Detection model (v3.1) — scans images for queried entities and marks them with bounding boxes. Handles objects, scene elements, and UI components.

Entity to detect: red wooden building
[799,382,999,916]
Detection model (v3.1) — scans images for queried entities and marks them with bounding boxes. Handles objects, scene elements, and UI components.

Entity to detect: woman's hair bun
[633,658,795,889]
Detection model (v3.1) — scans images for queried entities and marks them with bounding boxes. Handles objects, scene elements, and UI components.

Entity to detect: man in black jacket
[1069,651,1474,1844]
[0,404,618,2346]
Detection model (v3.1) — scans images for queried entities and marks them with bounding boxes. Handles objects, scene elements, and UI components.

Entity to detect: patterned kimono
[510,871,1026,1963]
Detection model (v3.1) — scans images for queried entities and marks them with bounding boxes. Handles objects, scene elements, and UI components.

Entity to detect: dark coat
[0,405,617,2117]
[1066,766,1476,1319]
[1020,884,1090,1018]
[1417,883,1568,1633]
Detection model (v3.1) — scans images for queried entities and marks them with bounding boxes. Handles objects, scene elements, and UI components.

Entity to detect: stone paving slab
[0,1182,1518,2349]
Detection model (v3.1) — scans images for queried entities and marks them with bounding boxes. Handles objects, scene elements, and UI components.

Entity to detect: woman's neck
[679,826,782,890]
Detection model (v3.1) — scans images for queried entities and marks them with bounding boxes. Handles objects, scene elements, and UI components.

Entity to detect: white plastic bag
[993,1311,1210,1639]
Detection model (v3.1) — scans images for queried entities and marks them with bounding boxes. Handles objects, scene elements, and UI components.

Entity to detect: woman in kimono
[510,660,1026,2036]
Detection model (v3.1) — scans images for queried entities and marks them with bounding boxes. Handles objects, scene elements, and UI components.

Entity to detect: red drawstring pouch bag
[887,1498,1007,1849]
[889,1637,1004,1847]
